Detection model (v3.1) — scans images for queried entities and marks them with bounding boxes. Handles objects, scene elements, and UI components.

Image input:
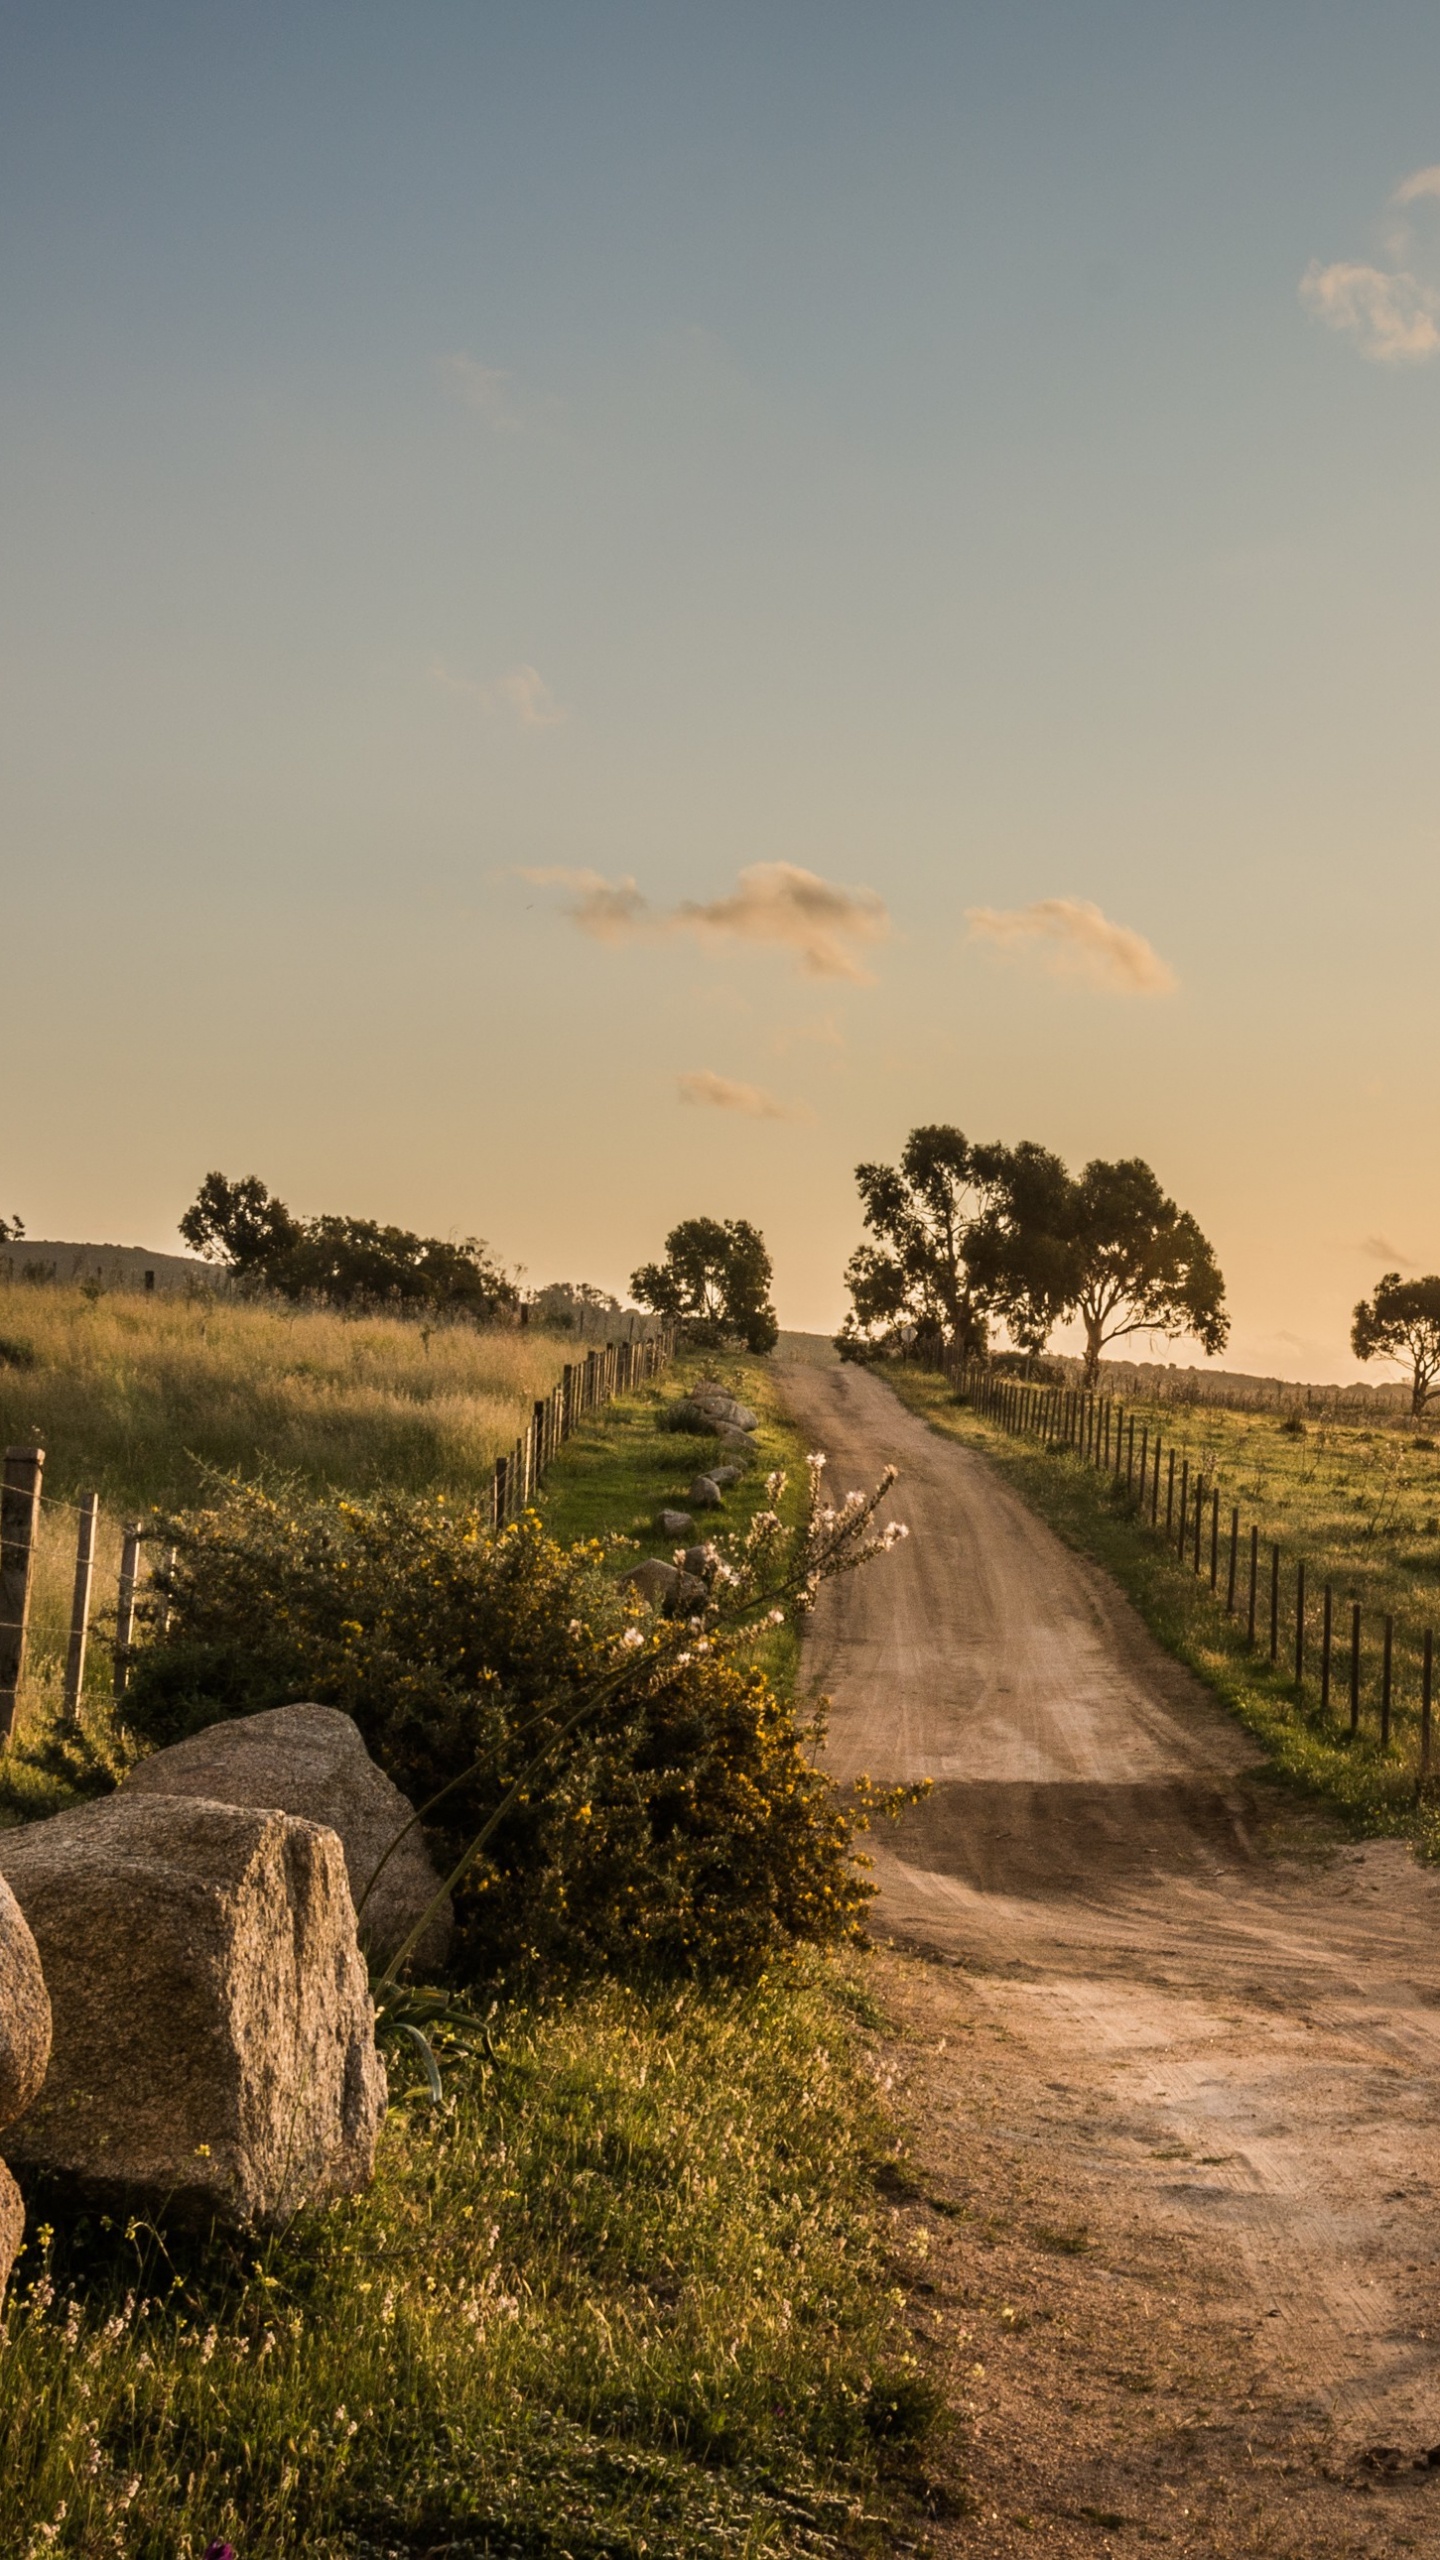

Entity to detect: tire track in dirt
[779,1356,1440,2467]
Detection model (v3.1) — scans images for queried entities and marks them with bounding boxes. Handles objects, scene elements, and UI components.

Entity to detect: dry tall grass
[0,1285,570,1744]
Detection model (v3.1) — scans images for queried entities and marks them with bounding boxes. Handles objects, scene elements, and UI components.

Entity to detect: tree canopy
[1062,1156,1228,1387]
[631,1217,778,1354]
[1351,1272,1440,1419]
[838,1131,1228,1384]
[179,1171,518,1320]
[837,1126,1070,1360]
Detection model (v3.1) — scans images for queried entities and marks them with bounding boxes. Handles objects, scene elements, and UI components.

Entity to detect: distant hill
[0,1239,214,1296]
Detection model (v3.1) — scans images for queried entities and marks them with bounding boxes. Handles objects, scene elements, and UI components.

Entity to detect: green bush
[121,1482,881,1986]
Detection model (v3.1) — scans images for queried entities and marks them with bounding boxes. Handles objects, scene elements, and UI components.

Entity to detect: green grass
[2,1342,936,2554]
[1,1958,926,2560]
[887,1366,1440,1856]
[536,1348,813,1696]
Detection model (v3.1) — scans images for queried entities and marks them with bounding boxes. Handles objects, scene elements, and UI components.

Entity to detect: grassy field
[3,1960,928,2560]
[537,1346,812,1694]
[888,1364,1440,1851]
[0,1284,571,1752]
[1,1314,938,2555]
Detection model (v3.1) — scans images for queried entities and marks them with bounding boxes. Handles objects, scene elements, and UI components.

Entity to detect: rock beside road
[620,1559,708,1615]
[0,1793,385,2229]
[658,1509,694,1538]
[688,1476,724,1509]
[125,1702,451,1975]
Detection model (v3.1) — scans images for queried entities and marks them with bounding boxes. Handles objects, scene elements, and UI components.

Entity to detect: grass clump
[888,1368,1440,1854]
[1,1958,925,2559]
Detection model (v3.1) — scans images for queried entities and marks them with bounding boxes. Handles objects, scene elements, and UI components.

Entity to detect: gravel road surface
[779,1354,1440,2471]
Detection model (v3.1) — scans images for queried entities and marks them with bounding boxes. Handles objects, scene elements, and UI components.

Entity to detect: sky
[4,2,1440,1377]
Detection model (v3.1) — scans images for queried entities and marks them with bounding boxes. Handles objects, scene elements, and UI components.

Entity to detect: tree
[180,1172,301,1278]
[838,1126,1070,1358]
[1062,1157,1228,1388]
[631,1217,778,1354]
[1351,1273,1440,1419]
[0,1213,24,1246]
[179,1171,518,1320]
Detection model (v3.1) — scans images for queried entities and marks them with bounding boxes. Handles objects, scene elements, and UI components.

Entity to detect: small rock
[714,1425,757,1454]
[619,1558,706,1615]
[658,1509,694,1538]
[0,1793,386,2230]
[689,1476,724,1509]
[710,1465,744,1488]
[125,1702,451,1975]
[690,1395,758,1431]
[621,1557,681,1608]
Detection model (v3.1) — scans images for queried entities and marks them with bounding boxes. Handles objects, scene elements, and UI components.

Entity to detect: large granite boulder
[125,1703,451,1975]
[0,1875,50,2132]
[0,1874,50,2305]
[0,1794,385,2229]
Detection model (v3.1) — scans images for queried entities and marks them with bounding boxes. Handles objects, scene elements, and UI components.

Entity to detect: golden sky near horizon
[5,8,1440,1383]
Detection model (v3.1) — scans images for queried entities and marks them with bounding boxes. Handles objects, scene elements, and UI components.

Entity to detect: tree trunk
[1081,1317,1104,1391]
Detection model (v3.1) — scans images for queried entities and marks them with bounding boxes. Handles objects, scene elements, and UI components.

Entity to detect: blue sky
[5,3,1440,1370]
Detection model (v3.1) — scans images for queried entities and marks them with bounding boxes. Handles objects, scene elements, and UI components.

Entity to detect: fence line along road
[0,1325,677,1750]
[935,1353,1436,1791]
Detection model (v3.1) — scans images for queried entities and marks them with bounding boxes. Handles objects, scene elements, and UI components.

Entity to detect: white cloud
[1393,165,1440,206]
[965,897,1177,996]
[433,659,566,728]
[678,1069,805,1120]
[1299,259,1440,363]
[520,860,890,982]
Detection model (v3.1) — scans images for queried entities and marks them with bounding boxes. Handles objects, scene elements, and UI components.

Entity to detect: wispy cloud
[433,659,566,728]
[678,1069,806,1120]
[1299,260,1440,362]
[1360,1233,1418,1268]
[965,897,1177,996]
[441,355,528,431]
[521,867,644,936]
[520,861,890,982]
[1301,169,1440,363]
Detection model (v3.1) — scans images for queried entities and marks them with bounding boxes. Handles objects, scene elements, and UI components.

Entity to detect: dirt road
[779,1355,1440,2544]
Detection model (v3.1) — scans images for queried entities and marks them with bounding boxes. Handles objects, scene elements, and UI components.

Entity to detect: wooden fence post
[1269,1544,1280,1664]
[1422,1629,1433,1785]
[1126,1416,1135,1491]
[1227,1506,1239,1612]
[1177,1460,1189,1555]
[1350,1603,1361,1734]
[1166,1449,1176,1536]
[114,1519,143,1703]
[63,1491,100,1721]
[1382,1615,1393,1749]
[0,1444,44,1747]
[1247,1525,1259,1646]
[1294,1558,1305,1690]
[1320,1584,1332,1713]
[1210,1487,1219,1589]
